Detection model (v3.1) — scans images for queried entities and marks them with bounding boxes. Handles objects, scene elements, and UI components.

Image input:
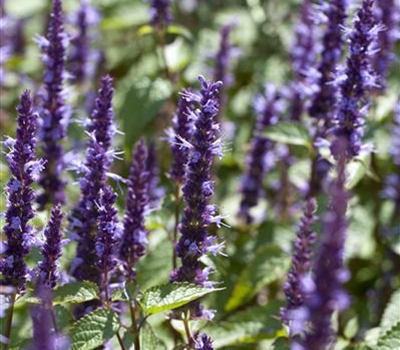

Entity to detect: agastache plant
[36,0,69,208]
[373,0,400,91]
[120,139,150,281]
[238,85,281,223]
[331,0,383,160]
[69,0,101,84]
[95,185,119,302]
[38,204,64,290]
[148,0,173,30]
[70,75,116,284]
[1,90,42,292]
[281,198,317,329]
[295,140,350,350]
[170,76,223,320]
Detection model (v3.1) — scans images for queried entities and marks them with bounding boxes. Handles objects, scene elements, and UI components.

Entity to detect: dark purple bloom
[120,139,150,281]
[38,204,64,290]
[331,0,383,160]
[70,75,116,283]
[168,89,194,185]
[194,333,214,350]
[213,23,234,110]
[147,141,164,206]
[281,198,317,328]
[147,0,173,29]
[69,0,101,84]
[96,185,119,297]
[308,0,347,131]
[1,90,42,292]
[295,140,350,350]
[238,85,281,223]
[373,0,400,90]
[170,76,223,319]
[37,0,69,208]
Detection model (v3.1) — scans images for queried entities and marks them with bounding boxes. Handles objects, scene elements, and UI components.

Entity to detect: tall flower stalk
[38,204,64,290]
[170,76,223,322]
[1,90,43,345]
[238,85,281,223]
[70,75,116,284]
[120,139,150,282]
[37,0,69,208]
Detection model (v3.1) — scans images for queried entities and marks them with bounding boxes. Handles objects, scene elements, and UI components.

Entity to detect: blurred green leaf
[264,122,312,148]
[226,245,290,311]
[140,321,166,350]
[53,281,99,305]
[120,77,172,148]
[204,302,284,348]
[70,308,120,350]
[380,290,400,336]
[138,283,223,316]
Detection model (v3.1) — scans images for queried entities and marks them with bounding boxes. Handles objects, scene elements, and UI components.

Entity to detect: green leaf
[111,288,128,302]
[380,290,400,335]
[70,308,120,350]
[53,281,99,305]
[203,303,284,349]
[138,283,223,316]
[140,321,166,350]
[377,322,400,350]
[263,122,312,148]
[226,245,290,311]
[120,77,172,148]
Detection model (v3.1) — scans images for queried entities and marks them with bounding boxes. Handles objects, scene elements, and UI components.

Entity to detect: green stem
[2,293,16,350]
[129,300,141,350]
[116,331,128,350]
[182,312,193,346]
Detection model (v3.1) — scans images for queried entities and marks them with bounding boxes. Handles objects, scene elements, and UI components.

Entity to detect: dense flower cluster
[148,0,173,29]
[169,89,194,185]
[332,0,382,160]
[281,198,317,327]
[37,0,69,208]
[70,75,116,284]
[120,139,150,281]
[69,0,100,84]
[238,85,282,223]
[1,91,42,292]
[170,76,223,319]
[38,204,64,290]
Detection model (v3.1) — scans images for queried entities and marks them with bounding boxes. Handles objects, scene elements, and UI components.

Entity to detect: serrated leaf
[53,281,99,305]
[203,302,284,348]
[138,283,222,316]
[140,321,166,350]
[377,322,400,350]
[70,308,120,350]
[111,288,128,302]
[226,245,290,311]
[263,122,312,148]
[120,77,172,148]
[380,290,400,335]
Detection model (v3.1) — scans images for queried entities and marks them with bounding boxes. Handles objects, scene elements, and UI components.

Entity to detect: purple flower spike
[213,23,234,110]
[96,185,119,294]
[120,139,150,281]
[38,204,64,290]
[37,0,69,208]
[70,76,116,284]
[1,90,41,292]
[147,0,173,29]
[238,85,281,223]
[373,0,400,91]
[69,0,101,84]
[296,140,350,350]
[308,0,347,132]
[170,76,223,319]
[194,333,214,350]
[332,0,383,160]
[169,89,194,185]
[281,198,317,327]
[147,141,164,206]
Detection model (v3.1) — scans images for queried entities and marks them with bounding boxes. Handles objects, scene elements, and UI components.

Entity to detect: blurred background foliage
[1,0,400,349]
